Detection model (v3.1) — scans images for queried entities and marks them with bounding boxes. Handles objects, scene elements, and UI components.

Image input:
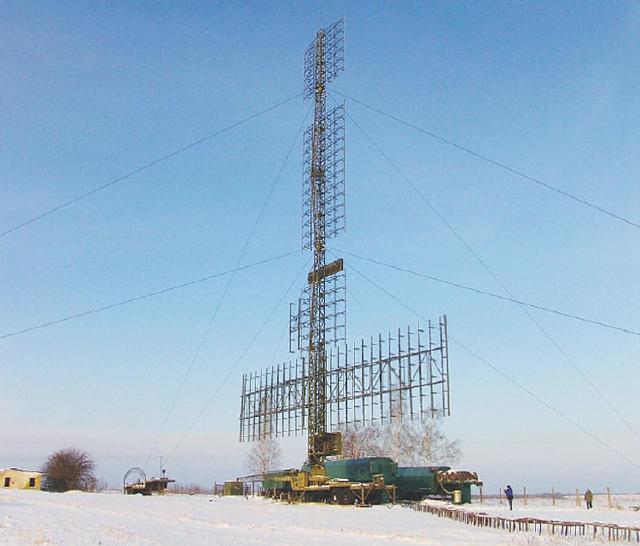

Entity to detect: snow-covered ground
[1,489,639,545]
[448,494,640,527]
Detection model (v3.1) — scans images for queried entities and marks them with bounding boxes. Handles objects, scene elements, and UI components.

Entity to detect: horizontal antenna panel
[240,317,450,442]
[308,258,344,284]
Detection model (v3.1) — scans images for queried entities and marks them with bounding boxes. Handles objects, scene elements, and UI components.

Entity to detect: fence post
[551,486,556,506]
[607,486,612,508]
[523,486,527,506]
[576,488,580,507]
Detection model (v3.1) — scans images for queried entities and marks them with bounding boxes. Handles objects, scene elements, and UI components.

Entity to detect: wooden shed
[223,481,244,496]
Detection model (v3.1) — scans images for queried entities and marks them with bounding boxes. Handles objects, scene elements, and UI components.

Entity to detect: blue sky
[1,1,638,493]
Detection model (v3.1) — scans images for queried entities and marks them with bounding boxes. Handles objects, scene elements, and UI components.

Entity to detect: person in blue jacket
[505,485,514,510]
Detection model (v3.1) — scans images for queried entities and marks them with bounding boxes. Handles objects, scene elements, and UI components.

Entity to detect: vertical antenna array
[303,19,346,464]
[239,20,450,464]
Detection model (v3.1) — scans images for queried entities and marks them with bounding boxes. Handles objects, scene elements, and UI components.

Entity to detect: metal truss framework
[289,270,346,353]
[240,318,450,442]
[303,19,344,101]
[304,18,347,463]
[239,19,451,464]
[302,103,346,252]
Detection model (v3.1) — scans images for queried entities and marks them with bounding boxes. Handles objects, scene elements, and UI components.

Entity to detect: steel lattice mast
[239,20,450,466]
[307,22,341,465]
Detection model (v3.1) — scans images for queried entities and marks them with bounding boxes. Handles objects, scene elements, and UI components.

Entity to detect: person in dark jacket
[505,485,514,510]
[584,488,593,509]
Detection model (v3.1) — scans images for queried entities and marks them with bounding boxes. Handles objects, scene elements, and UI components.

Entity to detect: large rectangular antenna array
[239,358,307,441]
[240,318,450,442]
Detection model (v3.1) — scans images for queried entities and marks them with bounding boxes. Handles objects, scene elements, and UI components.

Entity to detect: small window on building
[29,478,36,488]
[3,477,10,488]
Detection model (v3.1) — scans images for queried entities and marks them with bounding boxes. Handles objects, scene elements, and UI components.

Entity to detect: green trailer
[324,457,398,484]
[223,481,244,496]
[395,466,480,504]
[395,466,448,500]
[257,459,480,505]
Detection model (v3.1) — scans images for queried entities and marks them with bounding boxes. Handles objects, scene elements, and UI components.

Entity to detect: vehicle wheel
[337,489,355,505]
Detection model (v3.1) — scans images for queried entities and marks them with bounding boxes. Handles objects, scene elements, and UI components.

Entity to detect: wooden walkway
[411,503,640,542]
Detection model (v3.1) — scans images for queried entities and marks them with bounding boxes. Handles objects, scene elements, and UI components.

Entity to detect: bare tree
[340,414,461,467]
[248,394,281,475]
[169,482,206,495]
[247,437,281,475]
[418,419,461,466]
[94,478,109,492]
[382,418,461,466]
[341,425,381,459]
[42,447,96,492]
[380,420,412,463]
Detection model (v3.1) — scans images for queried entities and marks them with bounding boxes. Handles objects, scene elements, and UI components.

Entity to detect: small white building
[0,468,43,490]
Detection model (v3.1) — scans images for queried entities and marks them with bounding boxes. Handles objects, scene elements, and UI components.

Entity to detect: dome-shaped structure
[123,467,146,491]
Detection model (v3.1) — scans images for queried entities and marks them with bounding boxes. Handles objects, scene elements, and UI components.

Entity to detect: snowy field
[449,494,640,527]
[1,490,639,546]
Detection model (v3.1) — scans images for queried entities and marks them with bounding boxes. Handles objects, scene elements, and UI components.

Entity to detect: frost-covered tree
[340,410,461,466]
[247,437,281,475]
[382,399,460,466]
[382,418,461,466]
[247,395,282,475]
[341,425,381,459]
